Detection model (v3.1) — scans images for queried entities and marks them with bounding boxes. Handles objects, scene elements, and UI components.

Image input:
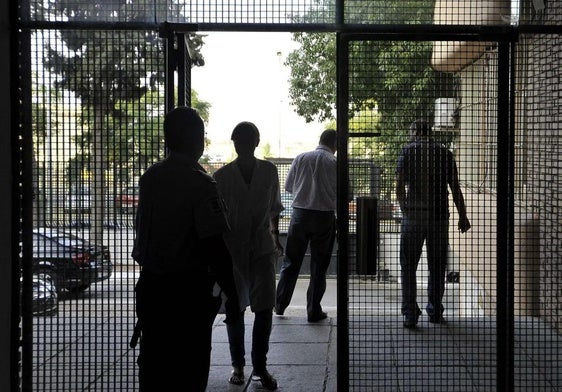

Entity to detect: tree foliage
[286,32,336,123]
[37,0,208,234]
[286,0,459,160]
[39,0,207,171]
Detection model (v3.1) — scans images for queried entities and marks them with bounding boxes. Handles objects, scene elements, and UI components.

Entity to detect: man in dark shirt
[131,106,240,391]
[395,119,471,328]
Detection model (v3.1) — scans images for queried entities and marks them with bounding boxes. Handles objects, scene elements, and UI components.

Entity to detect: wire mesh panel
[26,28,166,391]
[27,0,562,27]
[512,32,562,390]
[28,0,337,25]
[343,36,500,391]
[14,1,562,391]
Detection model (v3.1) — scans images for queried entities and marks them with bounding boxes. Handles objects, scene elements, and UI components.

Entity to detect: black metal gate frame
[336,29,515,392]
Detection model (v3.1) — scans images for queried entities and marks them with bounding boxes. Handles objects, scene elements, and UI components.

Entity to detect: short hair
[319,129,337,149]
[163,106,204,153]
[409,119,432,136]
[231,121,260,145]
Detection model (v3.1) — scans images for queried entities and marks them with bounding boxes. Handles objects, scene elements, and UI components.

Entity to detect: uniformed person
[131,106,240,391]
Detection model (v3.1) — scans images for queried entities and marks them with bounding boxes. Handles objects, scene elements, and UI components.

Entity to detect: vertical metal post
[496,38,514,392]
[356,197,379,275]
[163,26,176,114]
[17,25,33,392]
[183,35,193,107]
[336,32,349,392]
[335,0,344,25]
[177,33,194,107]
[176,33,186,107]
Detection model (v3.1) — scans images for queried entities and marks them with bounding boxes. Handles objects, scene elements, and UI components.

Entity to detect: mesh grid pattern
[342,34,560,390]
[26,0,562,26]
[15,0,562,391]
[344,37,497,390]
[28,28,165,391]
[513,32,562,390]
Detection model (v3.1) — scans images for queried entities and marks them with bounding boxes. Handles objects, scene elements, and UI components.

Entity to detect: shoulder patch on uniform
[206,195,225,215]
[195,169,217,183]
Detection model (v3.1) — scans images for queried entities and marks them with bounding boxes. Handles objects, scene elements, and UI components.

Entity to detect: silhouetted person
[395,119,471,329]
[213,121,282,390]
[275,129,337,322]
[131,106,240,391]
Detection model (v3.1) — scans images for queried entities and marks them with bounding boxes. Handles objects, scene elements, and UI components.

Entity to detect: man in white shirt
[275,129,337,322]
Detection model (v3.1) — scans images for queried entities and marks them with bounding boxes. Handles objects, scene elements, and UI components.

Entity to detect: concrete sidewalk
[205,277,562,392]
[207,278,338,392]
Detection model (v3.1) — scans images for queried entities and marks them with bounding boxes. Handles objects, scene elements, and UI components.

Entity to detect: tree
[286,31,336,124]
[38,0,207,238]
[109,89,211,186]
[286,0,459,175]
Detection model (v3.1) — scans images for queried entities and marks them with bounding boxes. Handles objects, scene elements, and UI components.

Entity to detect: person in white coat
[213,121,283,390]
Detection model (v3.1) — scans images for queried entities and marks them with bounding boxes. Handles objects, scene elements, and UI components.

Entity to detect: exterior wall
[455,46,552,322]
[455,54,498,317]
[522,27,562,330]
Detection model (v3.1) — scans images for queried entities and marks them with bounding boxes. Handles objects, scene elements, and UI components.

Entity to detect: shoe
[274,306,284,316]
[228,367,245,385]
[429,314,444,324]
[252,369,278,390]
[307,311,328,322]
[403,309,422,329]
[403,317,417,329]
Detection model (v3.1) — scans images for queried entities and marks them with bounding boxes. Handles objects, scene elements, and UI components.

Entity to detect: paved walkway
[30,275,561,391]
[207,279,338,392]
[206,278,562,392]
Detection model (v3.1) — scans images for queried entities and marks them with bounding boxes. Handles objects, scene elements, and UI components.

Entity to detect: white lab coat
[213,159,284,311]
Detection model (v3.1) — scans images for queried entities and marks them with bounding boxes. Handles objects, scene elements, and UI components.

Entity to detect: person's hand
[275,236,284,257]
[223,298,242,325]
[458,215,471,233]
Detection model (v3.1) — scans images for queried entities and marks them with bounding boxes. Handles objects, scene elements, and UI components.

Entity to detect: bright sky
[191,32,325,161]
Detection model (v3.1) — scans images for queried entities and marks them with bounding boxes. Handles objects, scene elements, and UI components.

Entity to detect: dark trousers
[227,308,273,373]
[276,208,336,316]
[399,216,449,319]
[135,271,219,392]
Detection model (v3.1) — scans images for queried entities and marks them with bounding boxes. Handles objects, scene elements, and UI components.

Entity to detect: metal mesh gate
[14,1,562,391]
[23,27,166,390]
[339,34,503,391]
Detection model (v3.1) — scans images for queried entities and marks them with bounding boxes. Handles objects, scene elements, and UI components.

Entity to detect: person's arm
[449,158,471,233]
[395,171,406,213]
[131,178,148,266]
[270,214,283,256]
[270,166,284,255]
[284,158,297,193]
[395,150,407,213]
[202,234,241,324]
[193,179,241,324]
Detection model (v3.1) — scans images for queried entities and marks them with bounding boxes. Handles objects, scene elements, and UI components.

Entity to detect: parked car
[114,186,139,213]
[32,228,113,293]
[31,274,58,316]
[20,273,59,317]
